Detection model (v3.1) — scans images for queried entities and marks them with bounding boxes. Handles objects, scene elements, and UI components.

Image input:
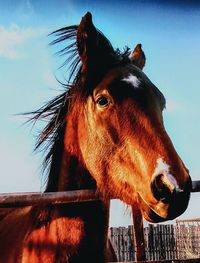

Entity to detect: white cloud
[0,24,45,59]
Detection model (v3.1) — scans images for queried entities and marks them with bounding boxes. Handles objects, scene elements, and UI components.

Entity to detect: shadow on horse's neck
[48,151,96,192]
[44,128,96,193]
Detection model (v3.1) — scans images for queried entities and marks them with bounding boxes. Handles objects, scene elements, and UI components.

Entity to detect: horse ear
[130,44,146,70]
[77,12,114,70]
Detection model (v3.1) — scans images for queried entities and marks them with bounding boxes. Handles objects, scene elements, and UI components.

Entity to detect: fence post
[132,195,146,261]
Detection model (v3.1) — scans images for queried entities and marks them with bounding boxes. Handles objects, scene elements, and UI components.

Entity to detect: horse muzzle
[139,174,192,222]
[151,172,187,203]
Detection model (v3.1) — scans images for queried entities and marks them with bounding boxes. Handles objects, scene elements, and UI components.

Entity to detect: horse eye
[96,96,110,107]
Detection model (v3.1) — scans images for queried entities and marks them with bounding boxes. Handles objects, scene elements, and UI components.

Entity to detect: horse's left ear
[130,44,146,70]
[77,12,115,71]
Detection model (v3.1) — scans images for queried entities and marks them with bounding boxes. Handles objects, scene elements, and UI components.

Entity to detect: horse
[0,12,191,263]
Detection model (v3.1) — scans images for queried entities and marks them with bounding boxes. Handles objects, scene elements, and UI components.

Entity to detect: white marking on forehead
[154,157,170,176]
[122,74,140,88]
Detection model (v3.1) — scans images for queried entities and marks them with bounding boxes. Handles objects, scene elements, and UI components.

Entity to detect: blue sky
[1,0,200,226]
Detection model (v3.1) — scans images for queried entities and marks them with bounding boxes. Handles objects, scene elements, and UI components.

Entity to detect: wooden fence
[144,224,176,261]
[110,220,200,262]
[110,226,135,261]
[0,180,200,262]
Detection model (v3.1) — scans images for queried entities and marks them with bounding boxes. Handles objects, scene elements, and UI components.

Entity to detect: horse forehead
[122,74,140,88]
[99,67,141,88]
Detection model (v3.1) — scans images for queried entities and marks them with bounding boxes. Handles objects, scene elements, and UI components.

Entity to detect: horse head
[53,12,191,222]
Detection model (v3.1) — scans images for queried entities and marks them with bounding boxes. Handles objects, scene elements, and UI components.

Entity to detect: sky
[1,0,200,227]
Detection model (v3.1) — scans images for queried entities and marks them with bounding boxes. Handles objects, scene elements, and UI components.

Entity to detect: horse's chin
[138,193,190,223]
[139,197,169,223]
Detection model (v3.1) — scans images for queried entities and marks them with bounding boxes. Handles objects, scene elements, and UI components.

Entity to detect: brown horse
[0,12,191,263]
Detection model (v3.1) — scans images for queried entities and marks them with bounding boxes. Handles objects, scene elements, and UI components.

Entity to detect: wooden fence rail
[0,180,199,208]
[0,189,99,207]
[191,180,200,192]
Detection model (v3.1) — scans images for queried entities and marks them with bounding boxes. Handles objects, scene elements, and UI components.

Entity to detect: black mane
[50,25,81,83]
[28,23,131,189]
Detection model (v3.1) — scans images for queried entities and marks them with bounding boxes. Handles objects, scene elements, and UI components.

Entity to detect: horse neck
[41,117,112,261]
[44,149,110,261]
[44,137,111,223]
[45,149,96,192]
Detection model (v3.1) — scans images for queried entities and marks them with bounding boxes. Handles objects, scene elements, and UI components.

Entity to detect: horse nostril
[151,173,179,203]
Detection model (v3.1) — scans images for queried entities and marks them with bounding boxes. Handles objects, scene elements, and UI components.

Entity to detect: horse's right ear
[77,12,114,72]
[130,44,146,70]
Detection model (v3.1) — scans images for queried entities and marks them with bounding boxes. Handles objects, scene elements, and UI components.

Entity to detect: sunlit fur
[0,12,191,262]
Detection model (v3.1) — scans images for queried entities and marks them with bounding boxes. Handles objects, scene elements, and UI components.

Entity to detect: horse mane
[28,24,131,190]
